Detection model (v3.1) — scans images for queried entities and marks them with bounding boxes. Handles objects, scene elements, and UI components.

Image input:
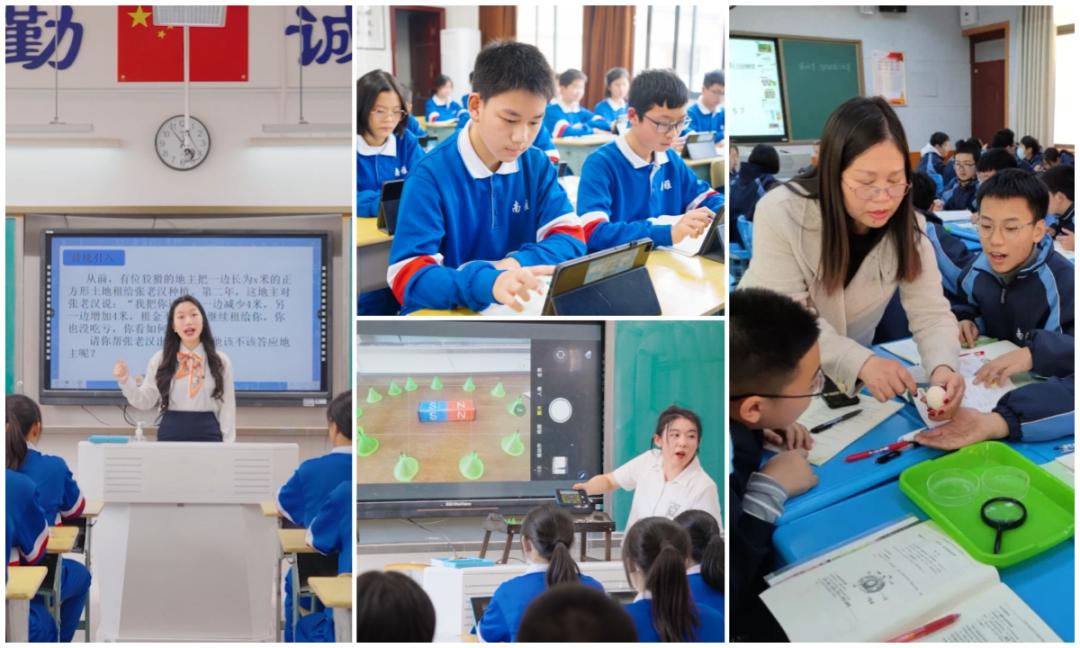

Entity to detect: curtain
[581,7,636,112]
[479,6,516,47]
[1015,6,1056,147]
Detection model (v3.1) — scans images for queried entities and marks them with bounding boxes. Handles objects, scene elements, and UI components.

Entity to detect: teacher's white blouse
[613,449,722,531]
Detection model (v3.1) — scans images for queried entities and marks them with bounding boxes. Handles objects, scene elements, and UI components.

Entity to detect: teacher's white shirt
[613,449,722,531]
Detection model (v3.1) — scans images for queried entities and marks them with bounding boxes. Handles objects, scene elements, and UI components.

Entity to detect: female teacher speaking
[113,295,236,442]
[740,96,965,418]
[573,405,722,530]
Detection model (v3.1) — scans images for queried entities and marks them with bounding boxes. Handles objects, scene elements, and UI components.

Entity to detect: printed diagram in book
[855,571,895,602]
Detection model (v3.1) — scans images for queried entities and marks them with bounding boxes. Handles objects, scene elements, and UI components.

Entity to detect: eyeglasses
[642,114,692,135]
[729,368,828,400]
[977,220,1036,239]
[372,108,407,121]
[955,162,976,170]
[842,180,911,201]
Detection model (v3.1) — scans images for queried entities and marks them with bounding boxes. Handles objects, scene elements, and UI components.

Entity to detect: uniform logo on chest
[662,179,672,190]
[512,199,530,213]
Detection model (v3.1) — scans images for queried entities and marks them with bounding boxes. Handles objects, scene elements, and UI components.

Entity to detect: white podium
[77,441,299,642]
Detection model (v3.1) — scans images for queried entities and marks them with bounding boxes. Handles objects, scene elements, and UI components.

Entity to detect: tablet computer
[376,179,405,235]
[683,131,717,160]
[542,238,660,316]
[665,206,725,261]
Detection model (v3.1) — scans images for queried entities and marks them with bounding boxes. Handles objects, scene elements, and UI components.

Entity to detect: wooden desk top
[47,526,78,553]
[356,217,393,248]
[82,500,104,518]
[308,575,352,609]
[260,500,282,518]
[410,250,725,317]
[5,566,48,600]
[685,154,724,167]
[553,133,615,146]
[277,528,317,554]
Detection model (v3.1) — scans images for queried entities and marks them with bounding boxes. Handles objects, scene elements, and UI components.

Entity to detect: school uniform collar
[356,133,397,157]
[686,564,702,576]
[27,442,40,452]
[458,122,519,179]
[522,562,548,576]
[632,591,653,603]
[615,132,669,170]
[556,99,581,114]
[644,448,703,484]
[330,446,352,455]
[177,342,206,358]
[696,97,716,115]
[605,97,626,110]
[431,95,451,107]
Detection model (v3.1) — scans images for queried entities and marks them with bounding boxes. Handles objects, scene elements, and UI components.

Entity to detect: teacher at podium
[113,295,236,442]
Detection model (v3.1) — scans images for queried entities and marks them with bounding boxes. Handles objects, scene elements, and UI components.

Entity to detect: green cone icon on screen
[357,427,379,457]
[463,377,476,392]
[490,381,506,398]
[366,387,382,404]
[356,406,363,418]
[459,451,485,480]
[393,453,420,482]
[404,377,418,392]
[507,396,526,417]
[501,430,525,456]
[431,376,443,390]
[388,381,402,397]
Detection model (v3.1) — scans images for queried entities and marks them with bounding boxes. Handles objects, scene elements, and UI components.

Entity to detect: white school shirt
[612,449,722,531]
[119,343,237,442]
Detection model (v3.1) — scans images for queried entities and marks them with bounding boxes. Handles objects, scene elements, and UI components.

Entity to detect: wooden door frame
[388,6,447,78]
[963,21,1009,133]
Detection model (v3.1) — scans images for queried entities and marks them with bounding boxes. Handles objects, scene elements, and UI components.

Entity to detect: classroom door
[408,9,444,117]
[971,60,1005,144]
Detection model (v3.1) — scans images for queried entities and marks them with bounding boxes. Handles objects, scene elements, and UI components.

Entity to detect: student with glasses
[739,97,965,419]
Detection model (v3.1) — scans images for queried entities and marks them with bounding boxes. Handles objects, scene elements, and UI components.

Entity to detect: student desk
[1054,239,1075,263]
[685,154,725,188]
[308,575,352,642]
[772,466,1075,641]
[356,217,393,294]
[47,525,78,553]
[553,132,616,176]
[410,250,726,316]
[6,566,48,642]
[944,221,983,251]
[426,121,459,146]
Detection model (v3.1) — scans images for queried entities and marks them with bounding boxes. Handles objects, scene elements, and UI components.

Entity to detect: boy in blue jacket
[576,69,723,253]
[917,131,955,194]
[938,139,980,212]
[387,42,585,313]
[544,69,612,137]
[922,169,1074,448]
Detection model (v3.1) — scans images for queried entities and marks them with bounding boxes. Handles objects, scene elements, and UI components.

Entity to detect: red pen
[845,440,912,463]
[886,613,960,642]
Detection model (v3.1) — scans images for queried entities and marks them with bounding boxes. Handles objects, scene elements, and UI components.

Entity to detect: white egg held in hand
[925,385,947,410]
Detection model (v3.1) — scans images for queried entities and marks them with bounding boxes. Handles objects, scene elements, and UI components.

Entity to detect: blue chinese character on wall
[5,5,83,70]
[285,5,352,65]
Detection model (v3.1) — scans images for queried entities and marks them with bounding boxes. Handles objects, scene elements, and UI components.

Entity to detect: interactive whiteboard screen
[729,36,789,142]
[41,231,330,405]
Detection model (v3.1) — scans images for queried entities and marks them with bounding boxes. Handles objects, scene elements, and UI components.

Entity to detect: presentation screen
[357,321,604,516]
[41,230,331,405]
[729,36,789,142]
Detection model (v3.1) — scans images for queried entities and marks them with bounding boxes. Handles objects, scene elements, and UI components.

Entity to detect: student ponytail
[623,517,698,642]
[674,509,725,592]
[5,394,41,470]
[522,503,581,587]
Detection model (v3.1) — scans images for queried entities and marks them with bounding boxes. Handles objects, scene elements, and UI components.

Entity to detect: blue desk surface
[772,465,1075,641]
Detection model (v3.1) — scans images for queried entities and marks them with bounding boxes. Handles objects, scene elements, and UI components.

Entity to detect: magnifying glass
[980,497,1027,554]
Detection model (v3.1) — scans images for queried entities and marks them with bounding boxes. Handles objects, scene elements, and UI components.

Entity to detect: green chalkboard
[780,37,863,141]
[612,321,725,531]
[5,218,16,395]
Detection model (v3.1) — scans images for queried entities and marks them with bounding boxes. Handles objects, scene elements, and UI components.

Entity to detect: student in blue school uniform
[356,571,436,642]
[357,70,425,219]
[683,69,724,143]
[5,468,57,642]
[517,583,639,641]
[405,113,427,138]
[729,287,820,642]
[917,131,955,193]
[1042,147,1075,169]
[6,395,91,643]
[544,69,612,138]
[594,67,630,129]
[938,138,980,212]
[1042,164,1074,244]
[576,69,723,253]
[387,41,587,314]
[674,509,724,616]
[455,109,561,164]
[292,480,352,643]
[476,503,604,642]
[277,390,352,642]
[621,517,725,642]
[976,147,1019,190]
[912,171,973,300]
[424,74,464,123]
[729,144,779,247]
[1019,135,1043,172]
[916,169,1074,450]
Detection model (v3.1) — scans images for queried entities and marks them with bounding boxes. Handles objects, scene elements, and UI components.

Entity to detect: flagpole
[184,24,191,132]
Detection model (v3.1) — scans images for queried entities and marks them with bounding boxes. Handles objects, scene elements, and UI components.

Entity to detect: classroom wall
[8,212,353,473]
[5,6,351,207]
[731,5,973,150]
[357,6,394,73]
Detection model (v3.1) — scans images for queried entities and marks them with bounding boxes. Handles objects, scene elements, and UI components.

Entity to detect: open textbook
[765,395,904,465]
[760,517,1061,642]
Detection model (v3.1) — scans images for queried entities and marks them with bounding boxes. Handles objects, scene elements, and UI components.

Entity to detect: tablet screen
[583,246,638,284]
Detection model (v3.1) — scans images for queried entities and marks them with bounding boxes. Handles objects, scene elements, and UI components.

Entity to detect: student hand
[762,423,814,451]
[928,366,965,420]
[915,408,1009,450]
[958,319,980,348]
[760,448,818,497]
[1059,228,1075,251]
[671,135,687,152]
[672,208,714,243]
[973,348,1033,387]
[492,257,522,271]
[857,355,918,402]
[932,199,945,212]
[113,359,129,384]
[491,266,553,312]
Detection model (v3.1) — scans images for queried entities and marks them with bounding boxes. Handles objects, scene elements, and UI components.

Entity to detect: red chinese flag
[117,6,248,82]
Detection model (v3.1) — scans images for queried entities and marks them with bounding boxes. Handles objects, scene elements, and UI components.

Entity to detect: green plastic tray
[899,441,1074,567]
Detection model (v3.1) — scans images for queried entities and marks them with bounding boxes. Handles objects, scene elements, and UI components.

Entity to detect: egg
[925,385,946,410]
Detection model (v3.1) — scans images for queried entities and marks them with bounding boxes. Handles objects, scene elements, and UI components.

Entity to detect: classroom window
[516,5,583,74]
[1054,6,1075,146]
[632,6,725,96]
